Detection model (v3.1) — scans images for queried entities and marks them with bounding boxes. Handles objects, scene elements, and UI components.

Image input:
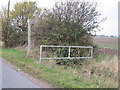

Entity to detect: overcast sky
[0,0,119,36]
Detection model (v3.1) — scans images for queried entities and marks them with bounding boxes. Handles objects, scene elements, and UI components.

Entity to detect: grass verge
[2,47,118,88]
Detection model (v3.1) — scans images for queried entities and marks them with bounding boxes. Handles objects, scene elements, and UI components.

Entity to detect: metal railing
[39,45,93,63]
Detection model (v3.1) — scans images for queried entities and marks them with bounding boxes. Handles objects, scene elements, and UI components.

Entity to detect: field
[93,37,118,55]
[93,37,118,49]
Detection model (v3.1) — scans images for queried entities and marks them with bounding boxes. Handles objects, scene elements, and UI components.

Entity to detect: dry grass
[78,55,118,87]
[81,55,118,76]
[97,56,118,74]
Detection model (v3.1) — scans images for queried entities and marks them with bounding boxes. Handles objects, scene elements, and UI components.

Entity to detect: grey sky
[0,0,119,36]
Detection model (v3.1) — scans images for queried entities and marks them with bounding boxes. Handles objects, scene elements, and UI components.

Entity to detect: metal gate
[39,45,93,63]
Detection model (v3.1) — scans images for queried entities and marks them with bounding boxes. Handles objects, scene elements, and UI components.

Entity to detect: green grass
[95,54,113,62]
[98,46,118,49]
[97,44,119,49]
[2,47,99,88]
[2,47,118,88]
[0,46,2,57]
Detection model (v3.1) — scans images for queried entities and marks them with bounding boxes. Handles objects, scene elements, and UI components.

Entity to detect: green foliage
[1,0,104,65]
[33,0,102,46]
[10,1,39,28]
[1,1,40,48]
[6,25,27,47]
[2,18,27,47]
[33,0,103,65]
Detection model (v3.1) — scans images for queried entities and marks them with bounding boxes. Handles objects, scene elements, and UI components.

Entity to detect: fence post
[39,45,42,63]
[91,47,93,57]
[68,47,71,58]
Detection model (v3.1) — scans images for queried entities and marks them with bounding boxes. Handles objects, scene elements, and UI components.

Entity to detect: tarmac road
[1,58,40,88]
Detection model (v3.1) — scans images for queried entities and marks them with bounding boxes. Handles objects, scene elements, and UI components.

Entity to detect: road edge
[2,58,54,88]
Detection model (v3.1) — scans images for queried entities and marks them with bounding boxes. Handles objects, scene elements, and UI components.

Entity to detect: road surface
[1,58,40,88]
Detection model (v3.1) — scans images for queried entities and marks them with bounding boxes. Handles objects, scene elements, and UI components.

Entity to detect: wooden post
[27,19,31,57]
